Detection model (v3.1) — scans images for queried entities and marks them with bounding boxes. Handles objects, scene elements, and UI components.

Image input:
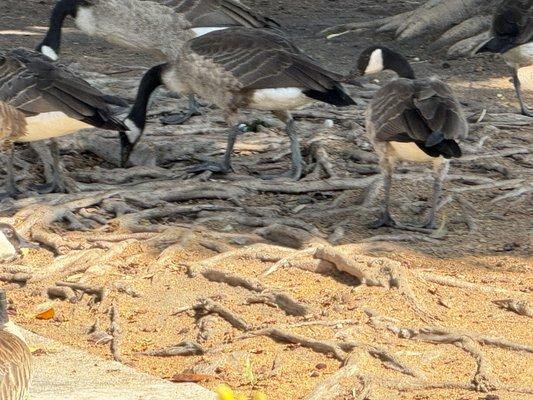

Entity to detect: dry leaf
[35,303,55,320]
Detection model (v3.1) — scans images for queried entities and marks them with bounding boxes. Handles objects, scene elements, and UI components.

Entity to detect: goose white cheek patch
[191,27,228,37]
[365,49,384,75]
[40,45,58,61]
[124,118,142,143]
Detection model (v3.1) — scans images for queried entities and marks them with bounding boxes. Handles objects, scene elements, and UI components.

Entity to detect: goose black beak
[16,233,39,250]
[119,131,134,168]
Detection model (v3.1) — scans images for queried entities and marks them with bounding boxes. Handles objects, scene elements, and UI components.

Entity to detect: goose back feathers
[0,48,127,141]
[0,290,32,400]
[38,0,280,60]
[367,78,468,159]
[172,27,354,110]
[169,0,280,30]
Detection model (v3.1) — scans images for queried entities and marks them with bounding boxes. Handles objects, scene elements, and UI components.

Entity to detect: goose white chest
[249,88,311,110]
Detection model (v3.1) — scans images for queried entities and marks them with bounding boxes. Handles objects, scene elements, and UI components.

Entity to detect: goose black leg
[423,160,449,230]
[513,71,533,117]
[261,112,305,181]
[31,140,77,194]
[160,94,202,125]
[187,127,239,174]
[0,142,22,199]
[371,158,397,228]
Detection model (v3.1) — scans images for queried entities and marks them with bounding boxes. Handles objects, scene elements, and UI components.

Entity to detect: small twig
[109,302,122,362]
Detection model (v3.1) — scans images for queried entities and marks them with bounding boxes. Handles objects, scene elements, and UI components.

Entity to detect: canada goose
[0,289,32,400]
[477,0,532,116]
[36,0,280,124]
[0,48,128,196]
[0,223,38,261]
[357,46,468,229]
[119,27,355,179]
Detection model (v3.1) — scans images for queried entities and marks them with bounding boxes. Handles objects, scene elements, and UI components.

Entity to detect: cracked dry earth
[0,0,532,399]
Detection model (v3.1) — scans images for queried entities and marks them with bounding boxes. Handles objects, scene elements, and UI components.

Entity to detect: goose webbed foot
[370,211,397,229]
[160,94,202,125]
[260,162,305,181]
[422,218,437,230]
[187,160,233,174]
[160,109,202,125]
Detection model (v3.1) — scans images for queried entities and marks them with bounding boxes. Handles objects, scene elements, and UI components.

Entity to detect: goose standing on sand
[0,48,127,196]
[119,27,355,179]
[477,0,532,116]
[0,289,32,400]
[36,0,280,124]
[357,46,468,229]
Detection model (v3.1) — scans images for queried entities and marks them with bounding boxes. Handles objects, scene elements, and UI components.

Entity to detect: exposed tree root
[322,0,498,57]
[108,302,122,362]
[314,246,433,321]
[193,298,253,332]
[142,341,205,357]
[493,299,532,317]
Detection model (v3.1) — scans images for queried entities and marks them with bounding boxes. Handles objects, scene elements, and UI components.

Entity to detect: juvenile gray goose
[0,223,38,261]
[357,46,468,229]
[119,27,355,179]
[0,289,32,400]
[0,48,128,196]
[36,0,280,124]
[477,0,532,116]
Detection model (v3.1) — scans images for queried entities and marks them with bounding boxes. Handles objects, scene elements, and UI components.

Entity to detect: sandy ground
[0,1,532,399]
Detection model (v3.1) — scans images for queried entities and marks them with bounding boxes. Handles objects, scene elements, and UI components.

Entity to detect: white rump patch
[191,27,228,37]
[390,141,437,162]
[365,48,384,75]
[40,45,58,61]
[19,112,91,142]
[75,7,97,35]
[124,118,142,143]
[0,232,16,260]
[250,88,311,110]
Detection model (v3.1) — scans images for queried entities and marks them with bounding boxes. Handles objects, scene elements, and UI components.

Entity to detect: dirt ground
[0,0,532,399]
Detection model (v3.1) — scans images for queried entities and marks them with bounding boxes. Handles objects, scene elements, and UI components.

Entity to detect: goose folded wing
[0,333,32,399]
[190,28,343,91]
[5,59,126,129]
[171,0,280,28]
[372,79,467,143]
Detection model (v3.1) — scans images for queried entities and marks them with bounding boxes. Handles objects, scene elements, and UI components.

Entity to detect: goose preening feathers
[358,46,468,229]
[0,48,127,195]
[120,27,355,179]
[0,289,32,400]
[477,0,532,116]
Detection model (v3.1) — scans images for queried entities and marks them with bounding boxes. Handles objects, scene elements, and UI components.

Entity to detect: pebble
[323,119,334,128]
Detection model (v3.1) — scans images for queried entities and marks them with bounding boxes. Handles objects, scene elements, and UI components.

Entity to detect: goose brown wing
[0,49,126,131]
[189,28,345,91]
[170,0,280,28]
[0,331,32,400]
[371,78,468,144]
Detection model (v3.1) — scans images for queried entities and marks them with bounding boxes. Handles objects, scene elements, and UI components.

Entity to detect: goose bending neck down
[357,46,468,229]
[476,0,532,117]
[119,27,355,180]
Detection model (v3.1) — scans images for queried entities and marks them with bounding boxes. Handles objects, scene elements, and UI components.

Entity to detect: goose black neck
[0,290,8,325]
[38,0,82,53]
[385,50,416,79]
[128,63,166,129]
